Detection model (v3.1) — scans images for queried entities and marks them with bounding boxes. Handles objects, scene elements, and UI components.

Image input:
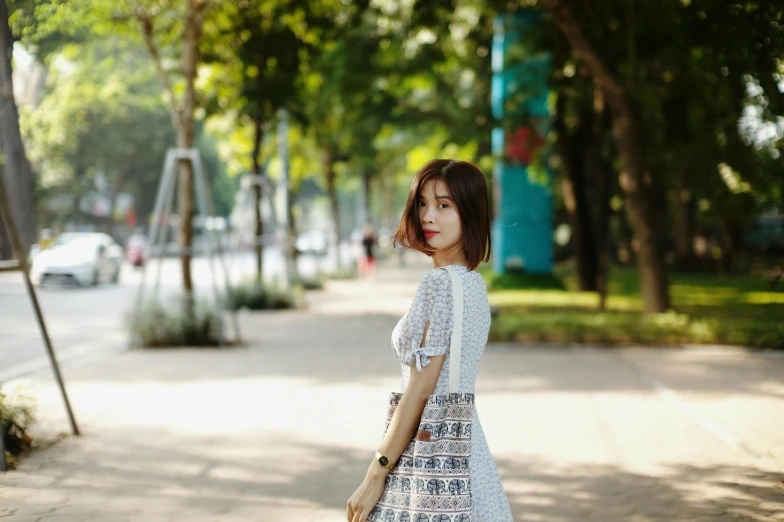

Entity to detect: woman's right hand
[346,469,387,522]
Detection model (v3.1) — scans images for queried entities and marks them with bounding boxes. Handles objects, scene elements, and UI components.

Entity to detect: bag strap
[442,266,464,394]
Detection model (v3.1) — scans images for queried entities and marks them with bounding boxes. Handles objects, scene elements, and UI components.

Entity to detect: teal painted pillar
[491,12,553,274]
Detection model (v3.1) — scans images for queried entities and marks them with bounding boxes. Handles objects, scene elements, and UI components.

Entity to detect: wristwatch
[375,451,396,470]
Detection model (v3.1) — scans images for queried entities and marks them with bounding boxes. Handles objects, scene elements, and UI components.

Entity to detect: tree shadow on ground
[4,433,782,521]
[496,455,784,521]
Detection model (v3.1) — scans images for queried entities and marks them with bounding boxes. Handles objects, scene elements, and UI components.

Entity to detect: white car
[30,232,122,286]
[295,231,328,256]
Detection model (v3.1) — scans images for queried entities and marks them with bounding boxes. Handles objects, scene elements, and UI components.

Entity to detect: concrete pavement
[1,254,783,521]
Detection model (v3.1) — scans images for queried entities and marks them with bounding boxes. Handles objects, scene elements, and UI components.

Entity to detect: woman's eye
[417,201,425,207]
[439,203,449,209]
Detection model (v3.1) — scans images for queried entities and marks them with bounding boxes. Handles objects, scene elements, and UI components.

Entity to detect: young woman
[346,159,514,522]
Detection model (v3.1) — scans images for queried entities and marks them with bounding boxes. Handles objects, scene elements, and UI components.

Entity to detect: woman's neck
[432,247,468,269]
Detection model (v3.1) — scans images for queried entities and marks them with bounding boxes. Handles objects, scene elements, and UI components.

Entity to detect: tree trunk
[176,0,204,297]
[324,148,342,272]
[721,219,744,274]
[361,166,372,226]
[542,0,670,313]
[0,0,36,257]
[555,95,598,291]
[287,189,299,283]
[0,216,10,259]
[251,117,264,282]
[673,168,695,270]
[108,164,129,237]
[592,97,612,310]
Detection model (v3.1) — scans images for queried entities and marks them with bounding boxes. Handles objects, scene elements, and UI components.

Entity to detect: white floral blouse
[391,265,514,521]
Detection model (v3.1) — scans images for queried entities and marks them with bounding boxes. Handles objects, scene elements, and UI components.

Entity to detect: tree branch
[134,8,182,132]
[539,0,626,103]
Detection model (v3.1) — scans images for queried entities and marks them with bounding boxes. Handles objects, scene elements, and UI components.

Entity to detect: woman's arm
[346,321,445,522]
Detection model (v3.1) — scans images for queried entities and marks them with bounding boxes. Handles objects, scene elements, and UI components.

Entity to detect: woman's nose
[422,205,436,223]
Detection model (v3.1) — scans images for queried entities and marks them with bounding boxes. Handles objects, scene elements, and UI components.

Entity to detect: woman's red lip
[424,231,439,236]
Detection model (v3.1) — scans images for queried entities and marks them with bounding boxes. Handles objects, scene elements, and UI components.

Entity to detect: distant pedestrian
[346,159,513,522]
[360,224,376,280]
[126,228,146,268]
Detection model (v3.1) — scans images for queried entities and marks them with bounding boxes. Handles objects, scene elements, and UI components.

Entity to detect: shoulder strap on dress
[441,266,464,394]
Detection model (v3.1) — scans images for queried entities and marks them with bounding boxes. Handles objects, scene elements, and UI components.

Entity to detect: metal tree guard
[0,174,80,472]
[130,148,241,346]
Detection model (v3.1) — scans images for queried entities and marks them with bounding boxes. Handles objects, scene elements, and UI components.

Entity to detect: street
[0,245,356,382]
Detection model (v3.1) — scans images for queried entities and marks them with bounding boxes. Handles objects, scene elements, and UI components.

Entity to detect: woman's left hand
[346,472,386,522]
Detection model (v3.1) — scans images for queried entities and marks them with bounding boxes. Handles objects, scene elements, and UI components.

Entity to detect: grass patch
[1,389,36,469]
[478,264,566,291]
[487,262,784,349]
[131,298,221,347]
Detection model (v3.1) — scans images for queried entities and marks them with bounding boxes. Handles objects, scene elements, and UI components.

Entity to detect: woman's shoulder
[415,268,453,297]
[422,265,480,282]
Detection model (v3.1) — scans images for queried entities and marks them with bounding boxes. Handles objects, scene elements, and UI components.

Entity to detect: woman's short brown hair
[392,159,492,271]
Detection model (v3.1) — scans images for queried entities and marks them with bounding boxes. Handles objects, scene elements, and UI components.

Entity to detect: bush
[489,308,784,349]
[326,266,358,280]
[131,297,221,347]
[295,275,325,291]
[1,389,36,469]
[225,280,296,311]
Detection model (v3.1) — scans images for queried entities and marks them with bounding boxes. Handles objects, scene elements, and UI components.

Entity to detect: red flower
[506,126,545,164]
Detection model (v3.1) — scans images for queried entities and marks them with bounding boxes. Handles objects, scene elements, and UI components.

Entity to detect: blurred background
[0,0,782,353]
[0,3,783,520]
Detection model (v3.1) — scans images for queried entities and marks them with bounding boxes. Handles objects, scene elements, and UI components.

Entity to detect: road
[0,245,355,382]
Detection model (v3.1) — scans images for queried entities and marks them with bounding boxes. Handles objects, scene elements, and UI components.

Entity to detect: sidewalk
[1,253,783,521]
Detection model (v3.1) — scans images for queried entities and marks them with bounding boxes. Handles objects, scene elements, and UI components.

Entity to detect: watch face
[378,456,389,467]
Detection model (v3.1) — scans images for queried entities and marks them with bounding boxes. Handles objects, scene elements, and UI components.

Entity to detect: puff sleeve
[403,268,454,372]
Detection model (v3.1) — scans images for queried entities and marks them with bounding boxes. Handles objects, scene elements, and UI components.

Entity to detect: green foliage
[131,298,221,348]
[0,388,36,467]
[226,280,296,311]
[545,0,784,229]
[20,42,176,226]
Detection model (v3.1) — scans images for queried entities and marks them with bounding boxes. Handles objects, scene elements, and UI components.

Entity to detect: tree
[540,0,671,313]
[136,0,208,299]
[200,0,330,282]
[0,0,36,259]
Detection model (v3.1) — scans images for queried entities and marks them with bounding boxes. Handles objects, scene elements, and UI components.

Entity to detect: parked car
[30,232,122,286]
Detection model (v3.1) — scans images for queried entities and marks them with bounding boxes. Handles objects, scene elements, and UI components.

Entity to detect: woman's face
[417,179,462,252]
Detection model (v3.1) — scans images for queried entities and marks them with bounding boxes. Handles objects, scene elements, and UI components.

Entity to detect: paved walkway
[1,254,783,521]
